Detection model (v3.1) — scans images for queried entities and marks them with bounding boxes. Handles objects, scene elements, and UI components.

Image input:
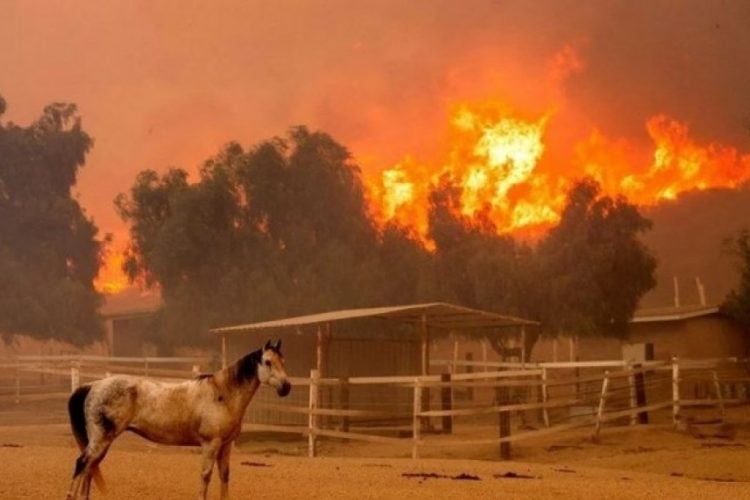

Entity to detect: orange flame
[95,244,129,295]
[371,101,750,240]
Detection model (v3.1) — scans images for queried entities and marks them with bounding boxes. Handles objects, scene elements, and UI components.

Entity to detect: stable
[210,302,536,426]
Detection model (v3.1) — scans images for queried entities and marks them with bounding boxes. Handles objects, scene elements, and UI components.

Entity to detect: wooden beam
[316,326,323,375]
[221,335,227,369]
[420,314,429,376]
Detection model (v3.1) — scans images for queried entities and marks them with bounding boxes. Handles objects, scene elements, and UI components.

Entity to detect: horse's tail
[67,385,107,493]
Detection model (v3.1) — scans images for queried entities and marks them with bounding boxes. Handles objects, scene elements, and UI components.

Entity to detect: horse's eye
[264,360,272,367]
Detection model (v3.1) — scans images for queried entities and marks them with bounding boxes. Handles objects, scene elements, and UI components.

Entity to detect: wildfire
[97,101,750,293]
[371,101,750,240]
[95,244,129,295]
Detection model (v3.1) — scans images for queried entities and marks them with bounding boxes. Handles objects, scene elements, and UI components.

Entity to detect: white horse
[66,339,291,500]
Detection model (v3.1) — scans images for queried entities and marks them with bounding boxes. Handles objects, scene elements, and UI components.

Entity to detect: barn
[628,304,749,360]
[531,303,749,363]
[210,302,536,426]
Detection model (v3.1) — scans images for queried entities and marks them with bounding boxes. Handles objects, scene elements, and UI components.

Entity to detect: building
[101,290,162,357]
[211,302,536,426]
[629,304,748,360]
[531,304,749,362]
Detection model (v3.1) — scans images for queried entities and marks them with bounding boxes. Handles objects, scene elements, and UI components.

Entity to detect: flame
[95,245,129,295]
[373,102,559,234]
[370,101,750,241]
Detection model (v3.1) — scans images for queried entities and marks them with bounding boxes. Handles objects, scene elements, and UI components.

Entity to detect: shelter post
[420,314,431,430]
[221,334,227,369]
[308,369,320,457]
[412,378,422,459]
[671,357,680,426]
[316,326,322,374]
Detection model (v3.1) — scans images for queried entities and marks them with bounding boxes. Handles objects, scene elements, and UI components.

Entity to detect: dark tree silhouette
[0,96,103,343]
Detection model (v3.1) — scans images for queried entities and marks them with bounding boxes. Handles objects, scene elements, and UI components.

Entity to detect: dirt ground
[1,416,749,500]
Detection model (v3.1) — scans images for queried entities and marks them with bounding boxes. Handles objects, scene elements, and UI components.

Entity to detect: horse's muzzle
[277,381,291,397]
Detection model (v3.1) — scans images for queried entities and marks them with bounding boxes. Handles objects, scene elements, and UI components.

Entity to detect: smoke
[2,0,749,292]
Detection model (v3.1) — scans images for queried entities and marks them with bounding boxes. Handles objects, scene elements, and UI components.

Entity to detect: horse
[66,339,291,500]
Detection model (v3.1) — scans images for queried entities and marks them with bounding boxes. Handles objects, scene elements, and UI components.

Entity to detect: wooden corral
[211,303,536,427]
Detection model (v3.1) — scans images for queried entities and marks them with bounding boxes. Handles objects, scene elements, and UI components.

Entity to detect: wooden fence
[0,355,211,403]
[1,355,747,460]
[242,357,750,459]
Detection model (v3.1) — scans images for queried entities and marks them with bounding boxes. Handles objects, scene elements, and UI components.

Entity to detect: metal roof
[631,304,721,323]
[211,302,537,335]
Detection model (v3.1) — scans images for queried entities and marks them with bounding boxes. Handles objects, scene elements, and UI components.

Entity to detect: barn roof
[631,304,721,323]
[211,302,537,335]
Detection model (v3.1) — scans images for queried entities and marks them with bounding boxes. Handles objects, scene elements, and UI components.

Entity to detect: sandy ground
[0,420,749,500]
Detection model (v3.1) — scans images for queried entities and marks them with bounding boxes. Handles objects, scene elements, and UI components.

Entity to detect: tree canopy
[116,127,434,348]
[0,96,103,344]
[118,126,657,353]
[535,178,657,338]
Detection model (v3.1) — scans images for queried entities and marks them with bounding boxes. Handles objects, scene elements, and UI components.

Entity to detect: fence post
[593,370,610,441]
[712,370,725,418]
[308,369,319,458]
[465,353,474,401]
[672,357,680,426]
[540,367,550,428]
[634,363,649,424]
[412,378,422,459]
[70,366,80,393]
[440,372,452,434]
[340,377,350,433]
[628,362,637,426]
[496,385,511,459]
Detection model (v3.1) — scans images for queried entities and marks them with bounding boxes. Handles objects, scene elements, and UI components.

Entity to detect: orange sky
[1,1,749,292]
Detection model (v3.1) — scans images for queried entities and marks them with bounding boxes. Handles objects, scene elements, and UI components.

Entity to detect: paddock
[0,411,749,499]
[1,351,750,498]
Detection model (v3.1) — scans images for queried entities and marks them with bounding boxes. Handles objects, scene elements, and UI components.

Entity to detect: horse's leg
[199,438,222,500]
[81,442,112,500]
[67,453,87,499]
[217,441,232,500]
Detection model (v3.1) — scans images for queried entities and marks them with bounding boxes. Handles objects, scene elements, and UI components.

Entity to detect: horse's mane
[231,348,263,384]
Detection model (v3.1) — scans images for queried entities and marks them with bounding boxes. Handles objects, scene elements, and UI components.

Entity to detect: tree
[722,229,750,329]
[117,127,431,349]
[535,178,657,340]
[426,176,537,355]
[0,96,103,344]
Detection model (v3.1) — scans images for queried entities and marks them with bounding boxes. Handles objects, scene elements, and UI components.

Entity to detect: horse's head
[258,339,291,397]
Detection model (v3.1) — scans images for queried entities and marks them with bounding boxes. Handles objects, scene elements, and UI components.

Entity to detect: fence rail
[1,355,748,460]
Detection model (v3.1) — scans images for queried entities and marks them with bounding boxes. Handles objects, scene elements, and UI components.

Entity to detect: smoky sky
[1,0,749,238]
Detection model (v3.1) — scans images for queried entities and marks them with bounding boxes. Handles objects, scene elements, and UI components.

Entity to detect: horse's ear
[274,339,282,351]
[264,340,272,351]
